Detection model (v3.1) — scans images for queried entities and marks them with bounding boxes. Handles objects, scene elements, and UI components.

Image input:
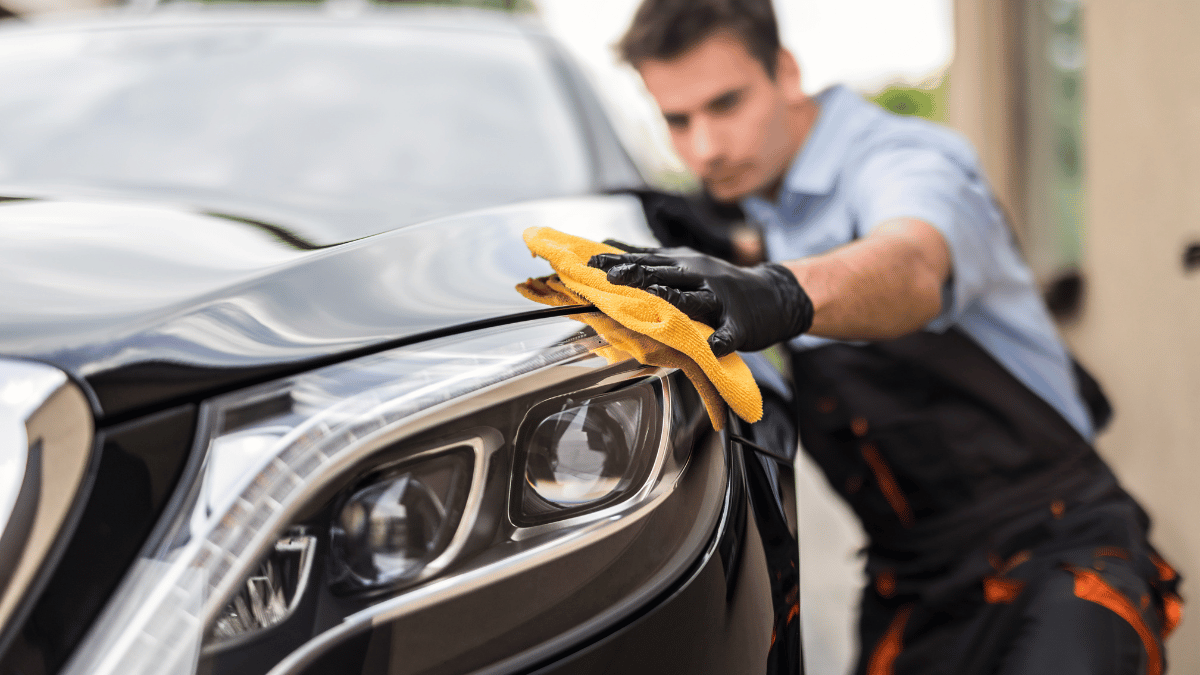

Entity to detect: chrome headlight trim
[0,358,94,646]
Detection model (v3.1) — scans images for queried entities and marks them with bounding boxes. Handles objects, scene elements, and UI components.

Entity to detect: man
[590,0,1183,673]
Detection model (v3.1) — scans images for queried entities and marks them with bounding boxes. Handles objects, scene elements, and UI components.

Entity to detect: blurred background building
[953,3,1200,674]
[0,0,1195,671]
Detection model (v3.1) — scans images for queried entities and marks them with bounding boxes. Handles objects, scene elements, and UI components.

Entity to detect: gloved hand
[589,243,814,357]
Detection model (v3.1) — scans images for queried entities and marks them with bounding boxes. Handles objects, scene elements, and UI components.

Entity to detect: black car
[0,6,801,675]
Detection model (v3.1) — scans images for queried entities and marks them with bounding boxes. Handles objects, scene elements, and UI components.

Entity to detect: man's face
[638,32,798,202]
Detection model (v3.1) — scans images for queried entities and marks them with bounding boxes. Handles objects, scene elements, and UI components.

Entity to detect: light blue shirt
[742,85,1093,440]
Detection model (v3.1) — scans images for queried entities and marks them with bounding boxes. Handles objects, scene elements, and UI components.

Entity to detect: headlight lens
[64,317,699,675]
[516,384,656,524]
[330,449,472,593]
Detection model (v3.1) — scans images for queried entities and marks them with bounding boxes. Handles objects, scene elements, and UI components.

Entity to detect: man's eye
[709,92,742,114]
[664,114,688,130]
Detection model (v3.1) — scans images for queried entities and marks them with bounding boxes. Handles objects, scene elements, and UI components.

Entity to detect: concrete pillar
[948,0,1027,241]
[1069,2,1200,669]
[953,0,1196,666]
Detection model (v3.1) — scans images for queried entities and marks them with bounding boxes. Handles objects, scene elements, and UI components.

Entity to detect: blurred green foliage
[869,76,949,123]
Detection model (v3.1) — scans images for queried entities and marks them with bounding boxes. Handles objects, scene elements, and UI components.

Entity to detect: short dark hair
[618,0,781,78]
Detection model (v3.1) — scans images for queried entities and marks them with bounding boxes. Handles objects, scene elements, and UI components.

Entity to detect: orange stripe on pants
[1069,567,1163,675]
[860,443,914,527]
[867,604,913,675]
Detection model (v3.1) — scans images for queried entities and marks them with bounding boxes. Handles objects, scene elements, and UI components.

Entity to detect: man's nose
[689,117,720,166]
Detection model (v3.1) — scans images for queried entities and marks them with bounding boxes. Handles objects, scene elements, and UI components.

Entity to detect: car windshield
[0,20,593,244]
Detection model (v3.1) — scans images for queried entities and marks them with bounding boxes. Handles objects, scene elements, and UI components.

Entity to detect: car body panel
[0,194,657,421]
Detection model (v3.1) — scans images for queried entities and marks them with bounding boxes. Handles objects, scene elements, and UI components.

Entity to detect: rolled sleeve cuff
[855,150,999,331]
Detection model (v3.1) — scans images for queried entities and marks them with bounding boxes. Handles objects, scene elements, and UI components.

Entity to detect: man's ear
[775,48,805,103]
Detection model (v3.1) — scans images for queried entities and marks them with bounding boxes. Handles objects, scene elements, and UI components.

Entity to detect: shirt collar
[782,84,863,196]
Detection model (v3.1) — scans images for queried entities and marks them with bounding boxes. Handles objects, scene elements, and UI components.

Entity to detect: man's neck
[761,95,821,203]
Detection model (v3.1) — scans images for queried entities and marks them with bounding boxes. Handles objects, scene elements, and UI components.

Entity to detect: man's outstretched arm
[786,217,951,341]
[589,217,953,355]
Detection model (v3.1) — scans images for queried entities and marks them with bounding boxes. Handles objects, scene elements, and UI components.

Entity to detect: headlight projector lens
[331,450,472,593]
[516,382,659,525]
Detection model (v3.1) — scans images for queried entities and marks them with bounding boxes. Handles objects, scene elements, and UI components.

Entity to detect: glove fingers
[588,252,677,271]
[645,285,719,322]
[608,264,703,290]
[707,323,739,358]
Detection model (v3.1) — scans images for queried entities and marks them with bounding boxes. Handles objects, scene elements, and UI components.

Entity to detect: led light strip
[64,321,608,675]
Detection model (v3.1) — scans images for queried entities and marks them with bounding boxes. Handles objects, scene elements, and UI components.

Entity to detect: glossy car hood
[0,195,656,421]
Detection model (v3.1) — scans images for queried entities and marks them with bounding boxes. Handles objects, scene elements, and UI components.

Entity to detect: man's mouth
[704,160,755,185]
[705,167,752,195]
[706,169,743,188]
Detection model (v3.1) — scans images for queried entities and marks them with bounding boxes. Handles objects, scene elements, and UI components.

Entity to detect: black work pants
[854,547,1168,675]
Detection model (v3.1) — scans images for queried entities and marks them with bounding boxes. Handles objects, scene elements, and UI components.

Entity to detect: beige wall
[948,0,1027,240]
[1070,1,1200,669]
[954,0,1199,669]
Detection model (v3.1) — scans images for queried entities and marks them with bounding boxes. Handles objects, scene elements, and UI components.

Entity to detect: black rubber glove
[589,243,814,357]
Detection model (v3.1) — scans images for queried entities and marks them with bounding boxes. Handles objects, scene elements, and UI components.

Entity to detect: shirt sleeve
[850,147,1012,332]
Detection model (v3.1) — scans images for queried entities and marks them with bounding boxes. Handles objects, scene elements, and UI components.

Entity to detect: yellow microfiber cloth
[516,226,762,430]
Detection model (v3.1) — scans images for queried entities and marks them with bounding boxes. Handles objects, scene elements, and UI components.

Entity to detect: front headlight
[65,316,725,675]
